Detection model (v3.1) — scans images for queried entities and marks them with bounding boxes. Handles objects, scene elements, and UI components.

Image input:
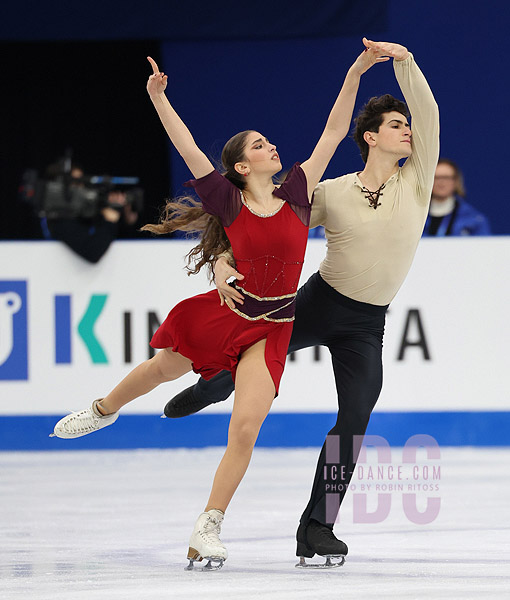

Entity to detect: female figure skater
[51,44,387,569]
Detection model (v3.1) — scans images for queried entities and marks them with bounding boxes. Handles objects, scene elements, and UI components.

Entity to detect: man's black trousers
[195,271,388,526]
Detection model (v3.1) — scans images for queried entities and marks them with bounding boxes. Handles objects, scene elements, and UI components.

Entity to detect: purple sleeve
[273,163,310,207]
[184,169,242,227]
[273,163,312,227]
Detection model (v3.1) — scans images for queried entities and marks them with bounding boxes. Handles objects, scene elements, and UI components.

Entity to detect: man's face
[368,111,412,160]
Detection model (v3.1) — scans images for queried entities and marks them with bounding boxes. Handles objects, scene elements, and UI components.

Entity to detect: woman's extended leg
[205,338,275,512]
[99,348,193,414]
[51,348,192,438]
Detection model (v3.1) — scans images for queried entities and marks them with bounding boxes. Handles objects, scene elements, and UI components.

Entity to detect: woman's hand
[214,257,245,308]
[351,39,390,76]
[146,56,168,97]
[362,38,409,62]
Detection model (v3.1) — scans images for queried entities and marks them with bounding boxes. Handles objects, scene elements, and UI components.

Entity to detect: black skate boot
[295,519,347,568]
[163,371,234,418]
[163,385,216,418]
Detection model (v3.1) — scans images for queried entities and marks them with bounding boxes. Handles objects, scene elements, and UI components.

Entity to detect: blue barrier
[1,411,509,451]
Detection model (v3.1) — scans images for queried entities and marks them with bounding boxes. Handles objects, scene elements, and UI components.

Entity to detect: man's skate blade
[295,555,346,568]
[185,557,225,571]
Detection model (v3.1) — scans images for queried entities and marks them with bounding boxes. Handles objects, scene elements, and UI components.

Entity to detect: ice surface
[1,447,509,599]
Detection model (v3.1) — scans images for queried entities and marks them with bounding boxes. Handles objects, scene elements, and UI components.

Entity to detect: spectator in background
[422,158,491,236]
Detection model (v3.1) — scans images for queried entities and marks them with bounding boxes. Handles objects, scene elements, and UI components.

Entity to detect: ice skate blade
[296,555,346,569]
[185,557,225,571]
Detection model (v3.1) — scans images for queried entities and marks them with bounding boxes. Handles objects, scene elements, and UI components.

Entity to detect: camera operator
[23,157,143,263]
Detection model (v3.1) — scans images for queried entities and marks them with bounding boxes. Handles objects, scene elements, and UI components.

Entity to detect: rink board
[0,238,509,449]
[1,411,510,450]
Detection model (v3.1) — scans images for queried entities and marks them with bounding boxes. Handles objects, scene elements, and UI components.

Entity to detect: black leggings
[195,272,387,526]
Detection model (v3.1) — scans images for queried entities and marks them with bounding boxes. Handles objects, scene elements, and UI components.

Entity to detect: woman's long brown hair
[141,130,254,279]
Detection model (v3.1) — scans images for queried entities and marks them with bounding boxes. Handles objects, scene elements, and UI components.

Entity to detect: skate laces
[62,409,100,434]
[200,514,222,542]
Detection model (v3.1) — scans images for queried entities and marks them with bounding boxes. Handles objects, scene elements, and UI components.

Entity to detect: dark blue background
[0,1,386,41]
[164,1,508,233]
[1,1,508,233]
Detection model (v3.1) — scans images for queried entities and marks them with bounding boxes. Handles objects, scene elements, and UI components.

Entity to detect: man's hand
[362,38,409,62]
[214,256,245,308]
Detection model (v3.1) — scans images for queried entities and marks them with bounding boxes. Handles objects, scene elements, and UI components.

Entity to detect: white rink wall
[0,238,509,449]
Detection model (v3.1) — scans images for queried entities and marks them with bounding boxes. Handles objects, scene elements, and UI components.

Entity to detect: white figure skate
[185,509,227,571]
[50,400,119,439]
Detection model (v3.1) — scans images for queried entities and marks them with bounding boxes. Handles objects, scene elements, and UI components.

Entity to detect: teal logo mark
[55,294,109,364]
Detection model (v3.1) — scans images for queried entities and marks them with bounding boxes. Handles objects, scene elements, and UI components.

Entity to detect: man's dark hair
[352,94,409,163]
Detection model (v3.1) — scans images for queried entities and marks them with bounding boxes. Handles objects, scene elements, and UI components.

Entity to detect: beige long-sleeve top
[310,54,440,306]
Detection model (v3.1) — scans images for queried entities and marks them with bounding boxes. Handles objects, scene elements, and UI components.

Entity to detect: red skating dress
[150,163,311,394]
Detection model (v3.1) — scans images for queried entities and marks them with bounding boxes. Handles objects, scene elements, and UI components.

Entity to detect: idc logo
[0,281,28,380]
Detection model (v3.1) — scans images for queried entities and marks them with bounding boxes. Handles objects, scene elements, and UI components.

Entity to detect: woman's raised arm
[300,39,389,197]
[147,56,214,180]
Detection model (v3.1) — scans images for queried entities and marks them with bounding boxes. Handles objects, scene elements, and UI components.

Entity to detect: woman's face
[432,163,457,199]
[239,131,281,176]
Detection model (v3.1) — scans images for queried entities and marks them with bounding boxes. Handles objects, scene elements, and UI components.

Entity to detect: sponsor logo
[54,294,109,364]
[0,281,28,381]
[53,294,161,365]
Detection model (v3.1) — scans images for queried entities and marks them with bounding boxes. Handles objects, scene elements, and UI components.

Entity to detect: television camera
[19,167,144,220]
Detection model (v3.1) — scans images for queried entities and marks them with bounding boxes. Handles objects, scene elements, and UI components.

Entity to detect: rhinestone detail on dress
[240,191,285,218]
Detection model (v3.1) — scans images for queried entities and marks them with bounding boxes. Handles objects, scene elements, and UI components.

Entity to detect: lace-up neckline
[361,183,386,210]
